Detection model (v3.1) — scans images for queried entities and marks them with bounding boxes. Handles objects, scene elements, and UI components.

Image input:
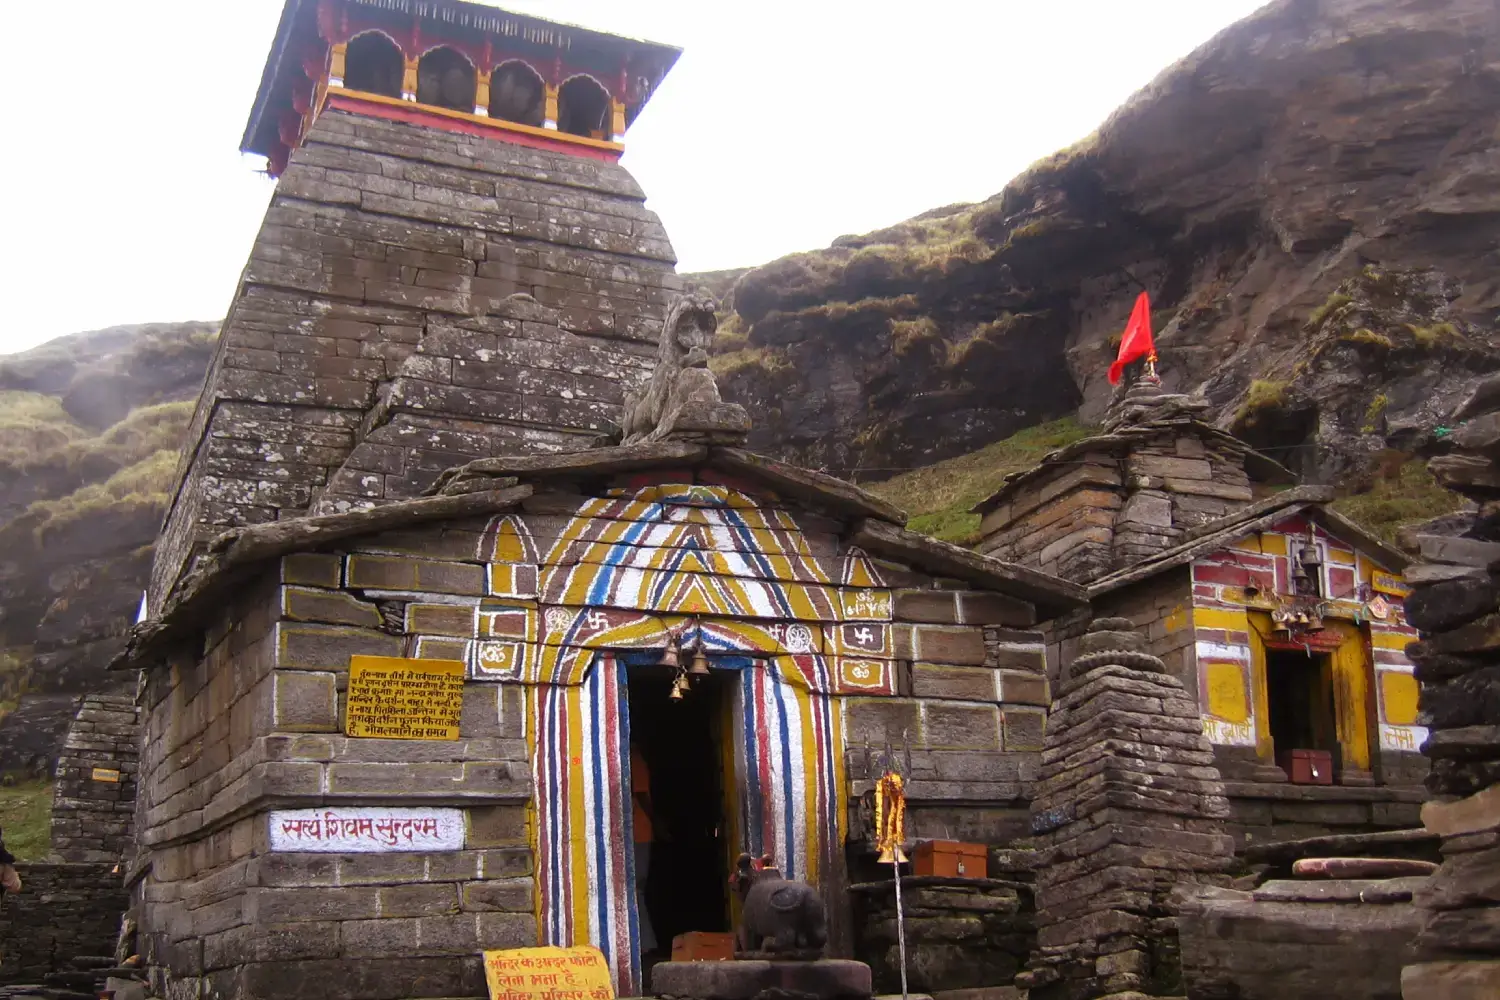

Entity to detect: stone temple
[109,3,1087,999]
[7,3,1499,1000]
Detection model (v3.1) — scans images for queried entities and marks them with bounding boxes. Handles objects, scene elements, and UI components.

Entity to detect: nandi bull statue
[730,853,828,958]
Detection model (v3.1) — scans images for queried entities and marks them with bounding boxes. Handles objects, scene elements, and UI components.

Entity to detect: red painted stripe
[755,669,776,856]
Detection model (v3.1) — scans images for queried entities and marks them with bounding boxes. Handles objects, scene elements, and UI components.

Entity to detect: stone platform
[651,960,872,1000]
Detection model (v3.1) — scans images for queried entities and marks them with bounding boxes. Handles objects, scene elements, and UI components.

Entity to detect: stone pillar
[475,68,492,116]
[1018,617,1235,1000]
[1402,374,1500,999]
[50,692,140,863]
[543,83,559,129]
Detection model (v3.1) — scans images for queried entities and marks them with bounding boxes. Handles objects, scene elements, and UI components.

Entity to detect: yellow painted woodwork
[610,99,626,137]
[1204,660,1251,724]
[1327,548,1356,566]
[329,42,347,81]
[402,57,419,99]
[1230,536,1262,553]
[543,84,559,124]
[1259,533,1288,557]
[331,89,625,152]
[475,69,492,113]
[1330,626,1373,772]
[1193,606,1251,632]
[1380,670,1421,726]
[1370,630,1413,651]
[1246,614,1274,761]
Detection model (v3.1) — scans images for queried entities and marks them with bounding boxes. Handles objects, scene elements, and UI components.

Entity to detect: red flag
[1108,291,1155,385]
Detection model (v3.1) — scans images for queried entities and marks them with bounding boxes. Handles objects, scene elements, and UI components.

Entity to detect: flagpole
[893,855,909,1000]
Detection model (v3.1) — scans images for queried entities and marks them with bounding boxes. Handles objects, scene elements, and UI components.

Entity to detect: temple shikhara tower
[151,0,683,611]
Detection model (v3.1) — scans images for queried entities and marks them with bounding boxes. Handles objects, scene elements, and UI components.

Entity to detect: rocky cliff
[0,323,215,763]
[703,0,1500,488]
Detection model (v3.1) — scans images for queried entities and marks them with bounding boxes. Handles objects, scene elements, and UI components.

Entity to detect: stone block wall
[976,423,1256,584]
[51,693,141,863]
[151,107,680,608]
[844,617,1050,851]
[132,468,1068,1000]
[0,862,127,984]
[850,877,1035,995]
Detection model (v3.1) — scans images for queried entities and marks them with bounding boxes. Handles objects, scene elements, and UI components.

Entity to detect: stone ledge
[1221,781,1426,803]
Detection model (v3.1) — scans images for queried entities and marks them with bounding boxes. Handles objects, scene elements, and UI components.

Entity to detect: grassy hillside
[865,417,1095,543]
[869,420,1464,548]
[0,781,52,861]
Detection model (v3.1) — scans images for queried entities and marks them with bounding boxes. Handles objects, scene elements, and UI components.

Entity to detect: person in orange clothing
[631,742,658,955]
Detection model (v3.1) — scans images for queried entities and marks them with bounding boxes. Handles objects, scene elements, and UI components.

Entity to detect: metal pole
[892,857,909,1000]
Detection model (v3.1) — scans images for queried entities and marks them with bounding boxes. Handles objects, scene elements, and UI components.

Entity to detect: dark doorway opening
[1265,647,1337,760]
[628,665,730,967]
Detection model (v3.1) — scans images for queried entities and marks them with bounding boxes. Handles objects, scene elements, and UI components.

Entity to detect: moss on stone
[1341,327,1395,349]
[1308,291,1353,329]
[1362,393,1389,433]
[1331,458,1466,544]
[1234,379,1288,428]
[1407,321,1457,347]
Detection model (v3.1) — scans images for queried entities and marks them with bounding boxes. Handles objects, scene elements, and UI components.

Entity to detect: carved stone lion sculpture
[620,293,749,445]
[730,852,828,958]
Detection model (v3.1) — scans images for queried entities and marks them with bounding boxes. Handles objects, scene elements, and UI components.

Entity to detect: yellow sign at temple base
[1371,570,1411,597]
[345,655,464,740]
[484,945,614,1000]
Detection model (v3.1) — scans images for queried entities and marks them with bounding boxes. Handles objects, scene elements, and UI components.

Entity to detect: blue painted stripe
[740,669,762,857]
[770,664,797,880]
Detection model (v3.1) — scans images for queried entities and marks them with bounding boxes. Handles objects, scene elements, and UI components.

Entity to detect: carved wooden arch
[557,72,612,138]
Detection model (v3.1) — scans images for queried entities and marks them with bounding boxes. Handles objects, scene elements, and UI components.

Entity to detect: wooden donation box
[1279,748,1334,785]
[671,932,735,962]
[912,840,987,878]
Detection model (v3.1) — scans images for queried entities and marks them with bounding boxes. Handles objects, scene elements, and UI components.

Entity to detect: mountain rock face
[0,323,215,762]
[703,0,1500,483]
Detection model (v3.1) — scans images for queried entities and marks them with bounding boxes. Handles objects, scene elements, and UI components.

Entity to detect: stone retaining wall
[0,862,126,984]
[51,693,140,863]
[850,876,1034,995]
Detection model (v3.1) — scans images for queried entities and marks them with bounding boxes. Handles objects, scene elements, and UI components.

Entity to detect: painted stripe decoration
[532,654,639,996]
[734,658,843,887]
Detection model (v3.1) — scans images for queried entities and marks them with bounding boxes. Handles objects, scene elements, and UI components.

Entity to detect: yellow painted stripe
[1193,607,1251,630]
[1371,630,1415,651]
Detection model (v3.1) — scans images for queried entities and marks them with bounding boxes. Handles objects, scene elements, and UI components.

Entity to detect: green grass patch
[0,780,52,861]
[1407,322,1457,348]
[708,346,792,378]
[1234,379,1288,429]
[866,417,1096,544]
[1308,291,1352,329]
[29,449,179,543]
[0,391,87,469]
[1341,328,1393,349]
[1331,458,1466,544]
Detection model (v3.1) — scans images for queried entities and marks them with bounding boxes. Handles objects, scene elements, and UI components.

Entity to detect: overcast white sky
[0,0,1268,355]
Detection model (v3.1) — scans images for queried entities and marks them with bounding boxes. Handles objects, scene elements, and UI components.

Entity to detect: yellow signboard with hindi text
[1371,570,1411,598]
[484,945,614,1000]
[345,655,464,740]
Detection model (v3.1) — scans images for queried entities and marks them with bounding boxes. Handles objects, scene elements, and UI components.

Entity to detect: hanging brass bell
[687,648,711,677]
[660,638,679,670]
[668,675,685,700]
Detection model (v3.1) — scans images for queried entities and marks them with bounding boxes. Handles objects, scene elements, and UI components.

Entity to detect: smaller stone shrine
[1018,617,1236,1000]
[978,376,1427,846]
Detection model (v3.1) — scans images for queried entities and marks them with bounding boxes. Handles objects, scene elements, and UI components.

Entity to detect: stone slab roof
[115,443,1086,671]
[1085,485,1410,599]
[970,418,1296,516]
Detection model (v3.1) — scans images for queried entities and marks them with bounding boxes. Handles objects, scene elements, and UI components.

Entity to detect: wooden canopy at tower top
[243,0,683,170]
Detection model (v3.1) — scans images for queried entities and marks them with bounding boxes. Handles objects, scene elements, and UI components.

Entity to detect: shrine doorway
[1265,647,1338,764]
[627,665,733,967]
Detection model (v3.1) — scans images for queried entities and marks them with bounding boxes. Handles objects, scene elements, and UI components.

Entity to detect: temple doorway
[627,665,732,967]
[1265,647,1337,763]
